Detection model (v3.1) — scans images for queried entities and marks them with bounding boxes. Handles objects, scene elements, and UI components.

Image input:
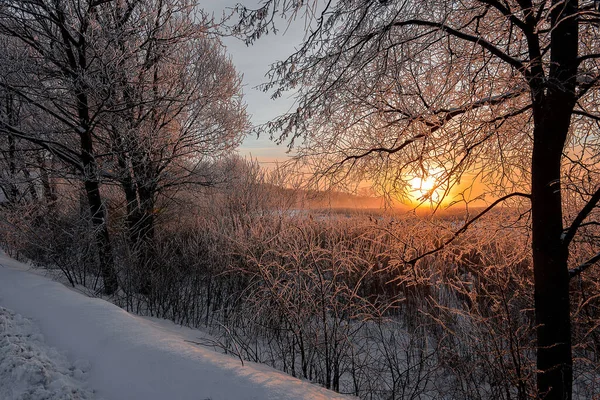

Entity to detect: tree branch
[0,122,83,172]
[476,0,528,32]
[393,19,526,72]
[569,251,600,278]
[562,185,600,248]
[325,89,525,174]
[404,192,531,266]
[573,109,600,121]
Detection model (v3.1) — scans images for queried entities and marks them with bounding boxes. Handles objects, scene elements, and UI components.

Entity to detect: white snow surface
[0,252,351,400]
[0,306,96,400]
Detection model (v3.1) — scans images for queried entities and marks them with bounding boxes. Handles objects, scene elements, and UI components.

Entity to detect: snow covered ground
[0,252,352,400]
[0,306,96,400]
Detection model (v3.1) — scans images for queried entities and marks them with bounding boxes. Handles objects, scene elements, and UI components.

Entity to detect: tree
[0,0,248,294]
[0,35,57,208]
[101,0,247,253]
[234,1,600,398]
[0,0,125,294]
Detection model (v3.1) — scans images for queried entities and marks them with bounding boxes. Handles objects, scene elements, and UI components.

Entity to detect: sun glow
[408,175,441,204]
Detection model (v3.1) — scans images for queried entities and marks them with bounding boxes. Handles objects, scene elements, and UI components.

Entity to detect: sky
[201,1,308,164]
[198,2,488,207]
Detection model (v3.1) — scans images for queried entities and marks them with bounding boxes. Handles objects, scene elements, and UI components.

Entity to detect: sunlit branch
[322,90,525,177]
[413,103,530,213]
[331,133,426,170]
[402,192,531,267]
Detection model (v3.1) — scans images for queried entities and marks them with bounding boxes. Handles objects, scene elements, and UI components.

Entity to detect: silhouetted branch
[325,90,526,176]
[569,251,600,278]
[562,185,600,248]
[404,192,531,267]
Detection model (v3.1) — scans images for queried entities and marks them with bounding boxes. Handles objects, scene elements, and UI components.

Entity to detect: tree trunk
[531,120,572,400]
[132,183,156,296]
[7,131,19,203]
[38,153,57,208]
[6,93,20,204]
[80,129,119,295]
[530,2,578,398]
[83,178,119,295]
[530,80,576,400]
[116,152,141,240]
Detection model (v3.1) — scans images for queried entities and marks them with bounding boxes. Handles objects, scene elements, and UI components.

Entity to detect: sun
[408,175,441,203]
[410,176,435,192]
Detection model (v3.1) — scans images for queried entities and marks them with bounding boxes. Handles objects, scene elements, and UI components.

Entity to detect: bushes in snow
[0,162,599,399]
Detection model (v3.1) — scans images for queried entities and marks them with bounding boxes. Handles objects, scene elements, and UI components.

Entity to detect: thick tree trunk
[530,80,575,400]
[530,2,578,398]
[531,120,572,400]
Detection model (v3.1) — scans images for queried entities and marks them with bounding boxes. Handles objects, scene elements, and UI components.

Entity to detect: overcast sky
[200,1,309,164]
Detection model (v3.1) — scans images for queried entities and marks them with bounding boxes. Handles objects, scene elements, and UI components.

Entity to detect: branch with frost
[562,185,600,248]
[323,90,526,176]
[0,122,83,172]
[399,192,531,269]
[389,19,526,71]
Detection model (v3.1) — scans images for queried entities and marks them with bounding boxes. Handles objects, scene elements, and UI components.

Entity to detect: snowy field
[0,252,351,400]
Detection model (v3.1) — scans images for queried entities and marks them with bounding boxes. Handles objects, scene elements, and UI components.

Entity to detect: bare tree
[0,0,125,294]
[0,0,248,294]
[234,0,600,398]
[100,0,248,251]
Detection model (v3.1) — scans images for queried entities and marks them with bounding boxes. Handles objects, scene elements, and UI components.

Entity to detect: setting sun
[408,175,441,203]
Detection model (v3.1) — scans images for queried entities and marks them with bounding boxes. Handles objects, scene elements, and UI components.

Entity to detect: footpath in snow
[0,252,351,400]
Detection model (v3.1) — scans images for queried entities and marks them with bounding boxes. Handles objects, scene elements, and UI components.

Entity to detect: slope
[0,252,351,400]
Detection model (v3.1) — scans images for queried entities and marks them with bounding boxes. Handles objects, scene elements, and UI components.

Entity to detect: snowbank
[0,252,351,400]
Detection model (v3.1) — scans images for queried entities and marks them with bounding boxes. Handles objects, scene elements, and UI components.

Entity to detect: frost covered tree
[234,0,600,398]
[0,0,125,294]
[0,0,247,294]
[101,0,248,254]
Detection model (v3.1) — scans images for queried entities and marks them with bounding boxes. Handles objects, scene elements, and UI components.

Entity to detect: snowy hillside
[0,252,351,400]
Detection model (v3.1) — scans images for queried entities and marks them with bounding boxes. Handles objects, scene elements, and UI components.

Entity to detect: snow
[0,252,352,400]
[0,307,96,400]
